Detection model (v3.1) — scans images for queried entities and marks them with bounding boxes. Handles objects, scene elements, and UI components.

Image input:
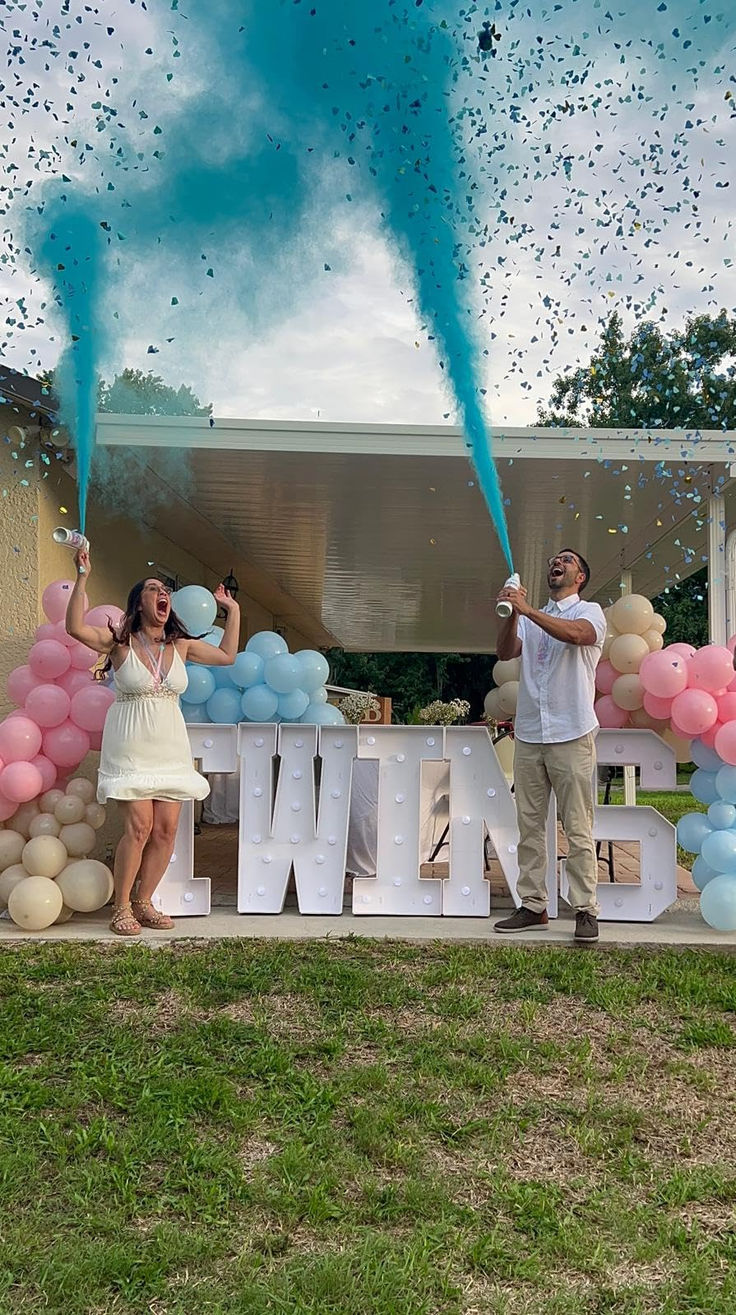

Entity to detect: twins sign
[156,726,678,923]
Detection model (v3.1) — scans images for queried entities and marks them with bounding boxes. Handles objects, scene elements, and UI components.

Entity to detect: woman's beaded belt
[116,687,178,702]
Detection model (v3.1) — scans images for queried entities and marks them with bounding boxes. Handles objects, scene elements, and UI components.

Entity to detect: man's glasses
[547,554,580,569]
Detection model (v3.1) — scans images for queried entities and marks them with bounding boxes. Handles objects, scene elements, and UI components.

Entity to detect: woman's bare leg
[113,800,154,907]
[135,800,182,903]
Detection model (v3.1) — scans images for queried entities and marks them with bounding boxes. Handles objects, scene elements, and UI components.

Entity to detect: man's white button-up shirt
[514,593,606,744]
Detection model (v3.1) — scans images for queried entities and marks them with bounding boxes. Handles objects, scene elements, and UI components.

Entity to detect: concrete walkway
[1,900,734,951]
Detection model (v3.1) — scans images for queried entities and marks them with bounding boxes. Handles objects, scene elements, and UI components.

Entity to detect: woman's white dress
[97,645,209,804]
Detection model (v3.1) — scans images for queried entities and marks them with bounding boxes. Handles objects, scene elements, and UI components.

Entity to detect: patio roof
[96,415,736,652]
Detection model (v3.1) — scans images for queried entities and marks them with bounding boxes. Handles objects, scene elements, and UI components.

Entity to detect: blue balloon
[171,584,217,634]
[708,801,736,831]
[676,812,713,855]
[264,653,303,694]
[277,688,310,720]
[182,664,216,705]
[692,854,718,892]
[296,649,330,693]
[201,624,225,647]
[182,701,210,724]
[227,650,264,690]
[210,664,234,688]
[310,685,329,704]
[700,873,736,931]
[299,702,344,725]
[245,630,288,662]
[691,738,724,773]
[690,769,719,806]
[206,686,243,724]
[700,828,736,874]
[241,682,279,721]
[715,764,736,804]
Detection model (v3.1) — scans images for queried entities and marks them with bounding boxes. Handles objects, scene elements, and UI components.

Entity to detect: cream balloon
[56,859,113,912]
[21,835,68,879]
[629,707,669,732]
[496,681,519,716]
[611,674,645,712]
[601,626,619,661]
[483,688,505,721]
[650,613,667,635]
[28,813,62,839]
[84,803,106,830]
[58,822,96,858]
[609,593,655,636]
[0,830,26,873]
[65,777,96,805]
[662,728,693,763]
[54,794,86,826]
[8,874,64,930]
[54,902,75,925]
[609,633,650,675]
[39,788,65,814]
[0,864,27,910]
[492,657,521,686]
[9,801,41,837]
[643,629,664,653]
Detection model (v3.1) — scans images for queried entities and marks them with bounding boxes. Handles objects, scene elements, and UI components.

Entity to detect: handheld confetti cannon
[495,573,521,620]
[52,527,90,553]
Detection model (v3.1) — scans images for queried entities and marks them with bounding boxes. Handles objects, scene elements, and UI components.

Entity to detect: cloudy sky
[1,0,734,427]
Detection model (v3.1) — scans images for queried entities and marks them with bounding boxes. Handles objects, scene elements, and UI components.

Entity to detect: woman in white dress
[66,548,240,935]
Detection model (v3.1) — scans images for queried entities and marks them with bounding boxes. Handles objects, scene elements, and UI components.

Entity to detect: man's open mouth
[550,567,564,579]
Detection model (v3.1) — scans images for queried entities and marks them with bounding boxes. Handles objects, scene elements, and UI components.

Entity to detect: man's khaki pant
[513,732,600,916]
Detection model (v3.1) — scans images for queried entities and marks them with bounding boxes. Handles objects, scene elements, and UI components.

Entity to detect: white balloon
[56,860,114,912]
[496,681,519,716]
[0,864,27,910]
[492,657,521,687]
[65,777,96,804]
[8,875,63,930]
[0,830,25,873]
[22,835,68,879]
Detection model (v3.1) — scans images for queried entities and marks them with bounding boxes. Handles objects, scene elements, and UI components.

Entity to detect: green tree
[98,368,211,416]
[538,310,736,429]
[325,650,495,723]
[652,567,708,648]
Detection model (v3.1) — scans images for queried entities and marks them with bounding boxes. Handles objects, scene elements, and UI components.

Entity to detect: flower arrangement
[417,698,470,726]
[338,692,382,724]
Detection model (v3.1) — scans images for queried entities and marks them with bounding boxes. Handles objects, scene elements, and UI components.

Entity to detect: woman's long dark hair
[94,580,204,681]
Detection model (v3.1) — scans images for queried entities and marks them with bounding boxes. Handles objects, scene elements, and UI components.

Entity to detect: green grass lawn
[1,940,735,1314]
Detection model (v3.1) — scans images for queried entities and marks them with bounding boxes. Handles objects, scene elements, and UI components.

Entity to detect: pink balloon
[670,688,718,736]
[642,691,673,720]
[69,640,99,671]
[6,664,39,705]
[42,578,79,624]
[0,794,17,822]
[34,622,58,643]
[666,642,697,660]
[700,723,721,751]
[70,685,115,733]
[639,650,688,699]
[49,620,76,649]
[717,693,736,724]
[715,721,736,767]
[595,695,629,729]
[56,668,95,699]
[87,730,103,753]
[30,753,58,793]
[84,604,124,633]
[28,639,71,682]
[24,683,71,729]
[0,715,43,764]
[42,720,91,769]
[595,660,617,695]
[687,645,734,695]
[0,760,43,804]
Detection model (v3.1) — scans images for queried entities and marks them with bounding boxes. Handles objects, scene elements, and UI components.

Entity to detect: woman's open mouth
[156,600,169,619]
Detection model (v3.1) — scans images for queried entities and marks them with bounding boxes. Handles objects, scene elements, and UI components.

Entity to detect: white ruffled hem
[97,770,210,804]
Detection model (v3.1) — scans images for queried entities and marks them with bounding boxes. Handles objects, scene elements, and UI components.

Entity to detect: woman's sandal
[110,903,142,937]
[131,898,175,930]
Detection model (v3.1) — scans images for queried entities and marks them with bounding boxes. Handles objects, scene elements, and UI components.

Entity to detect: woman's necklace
[138,633,167,687]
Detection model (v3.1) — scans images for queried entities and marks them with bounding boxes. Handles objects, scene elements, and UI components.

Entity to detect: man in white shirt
[493,550,606,942]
